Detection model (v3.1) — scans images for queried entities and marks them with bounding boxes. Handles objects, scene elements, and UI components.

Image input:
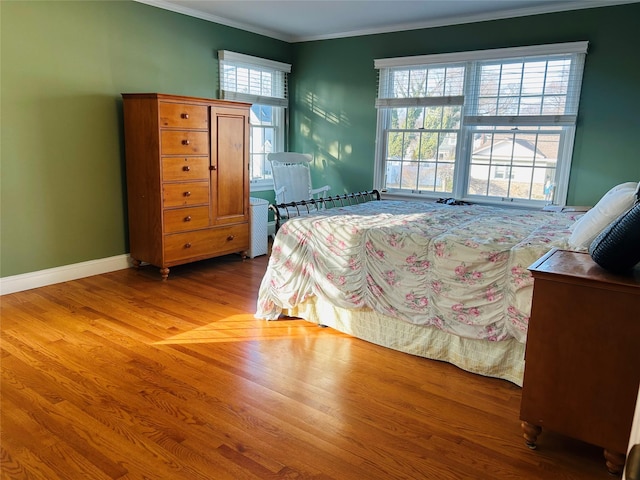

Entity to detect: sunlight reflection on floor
[153,314,349,345]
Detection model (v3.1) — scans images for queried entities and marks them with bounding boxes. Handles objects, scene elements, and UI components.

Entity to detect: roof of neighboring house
[472,136,551,160]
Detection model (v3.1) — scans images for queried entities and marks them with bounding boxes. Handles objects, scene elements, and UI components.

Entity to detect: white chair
[267,152,331,228]
[268,152,330,205]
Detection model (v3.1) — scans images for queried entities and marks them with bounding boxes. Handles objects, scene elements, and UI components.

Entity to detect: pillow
[570,181,638,231]
[568,182,638,250]
[589,201,640,272]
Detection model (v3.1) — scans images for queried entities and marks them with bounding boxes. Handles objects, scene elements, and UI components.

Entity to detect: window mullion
[457,61,477,199]
[507,132,517,198]
[517,62,524,117]
[496,64,504,116]
[541,61,549,102]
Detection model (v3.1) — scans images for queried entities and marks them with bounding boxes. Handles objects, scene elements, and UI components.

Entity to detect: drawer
[162,157,209,182]
[164,224,249,263]
[161,131,209,156]
[164,206,210,233]
[163,182,209,208]
[159,102,208,129]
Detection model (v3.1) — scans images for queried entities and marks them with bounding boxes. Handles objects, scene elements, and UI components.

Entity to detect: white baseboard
[1,224,278,296]
[0,254,131,295]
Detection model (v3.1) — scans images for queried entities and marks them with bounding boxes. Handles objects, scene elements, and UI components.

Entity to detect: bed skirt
[284,296,525,387]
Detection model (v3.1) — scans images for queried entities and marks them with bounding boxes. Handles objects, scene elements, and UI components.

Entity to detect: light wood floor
[1,254,613,479]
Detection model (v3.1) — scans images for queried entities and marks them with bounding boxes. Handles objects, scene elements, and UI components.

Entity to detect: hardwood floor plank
[1,254,612,479]
[1,375,129,479]
[0,445,63,480]
[1,333,261,480]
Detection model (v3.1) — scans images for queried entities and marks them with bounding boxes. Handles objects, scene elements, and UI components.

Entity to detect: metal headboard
[269,189,381,232]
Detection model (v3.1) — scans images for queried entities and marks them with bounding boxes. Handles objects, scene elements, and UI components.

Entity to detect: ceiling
[137,0,634,42]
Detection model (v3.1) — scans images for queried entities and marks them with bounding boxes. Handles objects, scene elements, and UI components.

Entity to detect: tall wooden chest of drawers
[122,93,250,279]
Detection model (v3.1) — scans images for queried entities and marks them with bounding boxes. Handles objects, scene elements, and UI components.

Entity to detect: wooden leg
[521,421,542,449]
[160,267,169,281]
[603,449,625,476]
[131,258,141,268]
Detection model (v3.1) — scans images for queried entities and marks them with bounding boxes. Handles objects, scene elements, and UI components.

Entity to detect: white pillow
[568,182,638,250]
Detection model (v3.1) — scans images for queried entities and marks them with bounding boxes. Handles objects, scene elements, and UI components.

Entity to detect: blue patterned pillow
[589,201,640,273]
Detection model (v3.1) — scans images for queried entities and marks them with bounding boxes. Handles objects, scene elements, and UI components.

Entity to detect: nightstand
[520,249,640,475]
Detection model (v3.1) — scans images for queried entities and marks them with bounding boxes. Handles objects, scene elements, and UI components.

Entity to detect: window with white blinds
[218,51,292,187]
[374,42,588,206]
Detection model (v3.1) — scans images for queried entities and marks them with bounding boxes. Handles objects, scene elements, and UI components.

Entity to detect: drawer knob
[181,139,190,145]
[227,235,235,241]
[184,242,192,248]
[181,113,189,119]
[184,191,191,197]
[184,216,192,222]
[182,166,190,172]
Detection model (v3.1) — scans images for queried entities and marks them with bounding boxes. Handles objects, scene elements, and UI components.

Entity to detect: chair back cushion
[272,163,312,203]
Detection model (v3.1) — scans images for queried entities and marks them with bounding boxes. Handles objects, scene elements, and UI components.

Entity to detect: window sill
[250,182,274,193]
[380,191,543,210]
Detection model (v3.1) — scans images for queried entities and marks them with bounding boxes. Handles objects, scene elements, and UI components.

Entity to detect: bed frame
[269,189,380,232]
[262,190,565,386]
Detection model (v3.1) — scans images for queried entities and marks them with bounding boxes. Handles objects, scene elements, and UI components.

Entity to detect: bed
[255,192,584,386]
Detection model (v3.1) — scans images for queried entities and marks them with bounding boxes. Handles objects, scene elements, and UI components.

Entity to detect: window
[218,50,291,189]
[374,42,588,206]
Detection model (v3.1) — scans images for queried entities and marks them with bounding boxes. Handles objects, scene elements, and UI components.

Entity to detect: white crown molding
[298,1,637,42]
[134,0,638,43]
[0,254,131,295]
[134,0,294,42]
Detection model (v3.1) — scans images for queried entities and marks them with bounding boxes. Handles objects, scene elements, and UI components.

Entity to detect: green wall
[0,1,290,277]
[290,3,640,200]
[2,1,639,278]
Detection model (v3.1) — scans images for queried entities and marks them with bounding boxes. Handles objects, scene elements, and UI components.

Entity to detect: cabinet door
[210,106,249,225]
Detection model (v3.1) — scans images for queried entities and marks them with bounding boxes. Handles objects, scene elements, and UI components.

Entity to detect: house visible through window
[218,50,291,190]
[374,42,588,206]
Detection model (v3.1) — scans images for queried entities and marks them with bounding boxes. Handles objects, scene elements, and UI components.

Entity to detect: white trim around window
[374,41,588,207]
[218,50,292,189]
[374,41,588,69]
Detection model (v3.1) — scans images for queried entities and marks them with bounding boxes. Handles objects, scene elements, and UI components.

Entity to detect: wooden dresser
[122,93,250,279]
[520,249,640,475]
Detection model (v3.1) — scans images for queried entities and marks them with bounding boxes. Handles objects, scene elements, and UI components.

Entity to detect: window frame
[247,104,286,191]
[218,50,291,191]
[373,42,588,207]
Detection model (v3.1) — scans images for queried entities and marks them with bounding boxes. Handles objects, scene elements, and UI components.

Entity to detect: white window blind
[218,50,291,107]
[375,62,466,109]
[375,42,588,120]
[464,49,587,127]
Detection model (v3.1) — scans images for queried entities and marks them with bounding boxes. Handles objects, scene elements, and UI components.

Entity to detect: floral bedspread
[255,201,579,343]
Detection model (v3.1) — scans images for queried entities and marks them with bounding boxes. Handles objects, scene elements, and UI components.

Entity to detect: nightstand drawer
[159,102,208,129]
[163,182,209,207]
